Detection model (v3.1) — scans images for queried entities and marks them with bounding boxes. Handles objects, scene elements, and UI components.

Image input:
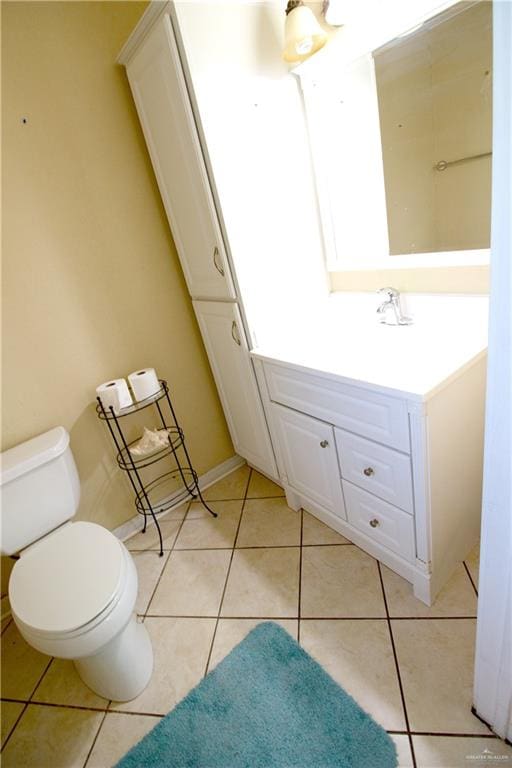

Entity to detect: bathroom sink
[252,294,488,399]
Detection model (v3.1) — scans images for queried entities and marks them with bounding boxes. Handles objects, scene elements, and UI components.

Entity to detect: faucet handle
[377,286,399,299]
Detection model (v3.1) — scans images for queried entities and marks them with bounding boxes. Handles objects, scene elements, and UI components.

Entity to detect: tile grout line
[92,708,162,718]
[143,613,299,620]
[140,500,193,621]
[408,730,499,738]
[463,560,479,597]
[1,698,110,713]
[32,656,114,765]
[303,542,354,548]
[383,615,478,621]
[203,470,252,677]
[28,656,55,702]
[141,613,477,621]
[128,542,355,553]
[1,653,54,753]
[1,696,497,737]
[82,709,109,768]
[26,657,112,732]
[0,701,28,754]
[205,493,285,502]
[105,501,193,714]
[1,617,13,636]
[297,508,304,645]
[377,561,417,768]
[138,548,173,622]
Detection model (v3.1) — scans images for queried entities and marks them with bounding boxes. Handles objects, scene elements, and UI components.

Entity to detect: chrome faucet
[376,287,413,326]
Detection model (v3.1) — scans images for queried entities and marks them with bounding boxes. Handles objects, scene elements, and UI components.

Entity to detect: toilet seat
[9,522,126,636]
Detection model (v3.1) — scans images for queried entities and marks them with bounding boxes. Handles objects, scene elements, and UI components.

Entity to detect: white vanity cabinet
[254,352,486,605]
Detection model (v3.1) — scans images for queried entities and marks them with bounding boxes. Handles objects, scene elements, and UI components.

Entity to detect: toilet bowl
[1,427,153,702]
[9,521,153,701]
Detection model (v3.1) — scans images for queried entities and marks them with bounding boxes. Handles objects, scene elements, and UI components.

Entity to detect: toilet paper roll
[96,378,133,414]
[128,368,161,402]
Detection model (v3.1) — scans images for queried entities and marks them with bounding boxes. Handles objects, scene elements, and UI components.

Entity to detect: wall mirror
[299,0,492,271]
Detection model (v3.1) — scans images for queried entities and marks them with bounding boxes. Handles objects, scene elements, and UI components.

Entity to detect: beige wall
[330,265,489,293]
[2,0,234,576]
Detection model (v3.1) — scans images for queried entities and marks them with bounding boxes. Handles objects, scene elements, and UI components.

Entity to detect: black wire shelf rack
[134,468,200,515]
[96,379,217,556]
[116,425,184,471]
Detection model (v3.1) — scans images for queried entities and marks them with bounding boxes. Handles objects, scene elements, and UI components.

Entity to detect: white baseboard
[113,454,245,542]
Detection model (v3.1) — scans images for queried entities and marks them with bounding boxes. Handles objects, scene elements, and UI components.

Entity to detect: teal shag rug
[115,621,397,768]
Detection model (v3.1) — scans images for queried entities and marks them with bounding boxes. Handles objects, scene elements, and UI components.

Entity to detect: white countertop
[250,293,489,401]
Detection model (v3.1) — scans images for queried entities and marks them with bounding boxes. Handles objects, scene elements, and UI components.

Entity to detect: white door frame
[473,0,512,742]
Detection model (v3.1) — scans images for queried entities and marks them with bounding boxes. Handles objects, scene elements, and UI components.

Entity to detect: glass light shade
[323,0,345,27]
[283,4,328,63]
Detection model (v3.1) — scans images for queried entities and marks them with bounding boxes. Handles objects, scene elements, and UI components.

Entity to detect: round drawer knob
[369,518,380,528]
[363,467,375,477]
[320,440,329,448]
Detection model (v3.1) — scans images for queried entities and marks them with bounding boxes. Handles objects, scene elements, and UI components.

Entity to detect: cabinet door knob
[213,246,225,276]
[231,320,241,346]
[320,440,329,448]
[363,467,375,477]
[369,518,380,528]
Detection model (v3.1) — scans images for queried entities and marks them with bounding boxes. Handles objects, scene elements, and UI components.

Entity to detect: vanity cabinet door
[272,404,346,519]
[125,13,236,300]
[193,300,277,479]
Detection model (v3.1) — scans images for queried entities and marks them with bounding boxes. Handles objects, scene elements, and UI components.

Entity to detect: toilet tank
[0,427,80,556]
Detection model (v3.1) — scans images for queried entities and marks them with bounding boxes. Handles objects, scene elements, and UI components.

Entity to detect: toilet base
[75,613,153,702]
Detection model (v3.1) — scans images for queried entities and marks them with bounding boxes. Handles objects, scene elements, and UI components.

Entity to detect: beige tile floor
[2,466,511,768]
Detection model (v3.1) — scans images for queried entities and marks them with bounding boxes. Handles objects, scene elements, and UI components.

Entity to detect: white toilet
[0,426,153,702]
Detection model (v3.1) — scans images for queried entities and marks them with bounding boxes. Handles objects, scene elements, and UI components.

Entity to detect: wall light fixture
[283,1,328,63]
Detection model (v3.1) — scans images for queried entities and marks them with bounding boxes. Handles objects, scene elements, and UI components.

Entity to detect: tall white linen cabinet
[118,2,327,481]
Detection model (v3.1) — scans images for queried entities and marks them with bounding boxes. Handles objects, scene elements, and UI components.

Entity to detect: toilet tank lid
[0,427,70,486]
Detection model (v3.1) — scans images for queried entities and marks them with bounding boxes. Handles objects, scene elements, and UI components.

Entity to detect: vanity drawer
[336,429,413,513]
[343,481,416,562]
[264,362,410,452]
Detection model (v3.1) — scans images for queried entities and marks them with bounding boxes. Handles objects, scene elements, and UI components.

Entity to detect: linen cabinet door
[193,301,277,479]
[271,404,346,519]
[125,13,235,300]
